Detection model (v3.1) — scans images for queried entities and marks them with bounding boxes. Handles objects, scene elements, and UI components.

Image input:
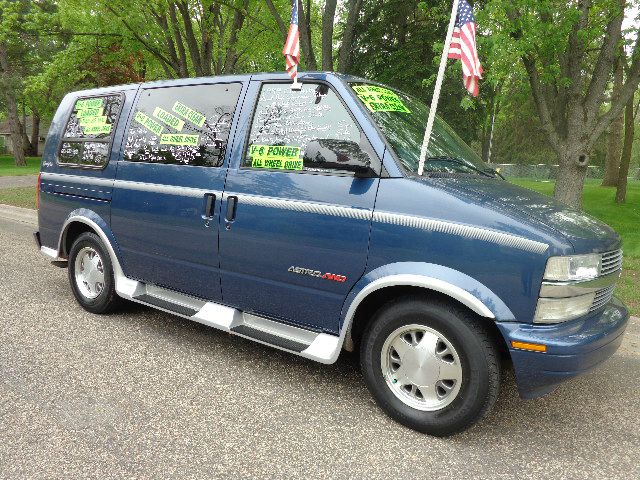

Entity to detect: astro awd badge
[288,266,347,283]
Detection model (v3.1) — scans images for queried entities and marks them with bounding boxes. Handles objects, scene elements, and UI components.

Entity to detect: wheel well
[62,222,95,258]
[347,286,509,360]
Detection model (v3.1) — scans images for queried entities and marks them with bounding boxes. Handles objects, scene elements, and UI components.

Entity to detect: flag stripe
[447,0,482,97]
[282,1,300,80]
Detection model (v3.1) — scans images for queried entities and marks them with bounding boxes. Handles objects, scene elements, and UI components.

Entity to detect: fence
[492,164,640,180]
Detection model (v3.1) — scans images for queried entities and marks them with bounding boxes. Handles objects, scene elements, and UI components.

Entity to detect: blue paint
[36,72,629,400]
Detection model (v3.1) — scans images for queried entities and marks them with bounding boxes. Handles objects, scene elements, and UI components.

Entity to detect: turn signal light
[511,341,547,353]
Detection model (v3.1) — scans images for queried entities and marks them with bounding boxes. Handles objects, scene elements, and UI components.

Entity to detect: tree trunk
[554,150,589,208]
[321,0,338,70]
[298,0,317,70]
[602,52,625,186]
[0,43,26,167]
[337,0,363,73]
[29,112,40,157]
[615,98,635,203]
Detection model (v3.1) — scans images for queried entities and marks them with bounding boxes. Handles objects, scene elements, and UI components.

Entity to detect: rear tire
[68,232,121,314]
[360,296,500,436]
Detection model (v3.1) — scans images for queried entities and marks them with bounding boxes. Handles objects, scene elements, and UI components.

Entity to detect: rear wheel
[360,296,500,436]
[68,232,120,314]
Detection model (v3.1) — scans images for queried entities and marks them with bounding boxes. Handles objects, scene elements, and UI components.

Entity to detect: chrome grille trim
[590,285,616,312]
[600,249,623,276]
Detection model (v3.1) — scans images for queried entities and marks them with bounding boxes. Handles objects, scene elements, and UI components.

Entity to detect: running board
[121,280,341,363]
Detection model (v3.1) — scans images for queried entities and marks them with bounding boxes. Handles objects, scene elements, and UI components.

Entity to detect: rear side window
[59,94,123,167]
[123,83,242,167]
[242,83,376,175]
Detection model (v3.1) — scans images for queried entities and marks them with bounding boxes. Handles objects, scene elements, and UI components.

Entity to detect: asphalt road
[1,214,639,479]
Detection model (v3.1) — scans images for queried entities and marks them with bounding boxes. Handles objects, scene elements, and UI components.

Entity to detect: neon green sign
[76,98,104,110]
[352,85,411,113]
[79,116,108,126]
[77,108,103,118]
[153,107,185,131]
[159,134,200,146]
[83,124,112,135]
[134,111,163,136]
[172,101,206,127]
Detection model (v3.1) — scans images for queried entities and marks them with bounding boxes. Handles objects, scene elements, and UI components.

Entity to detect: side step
[120,280,341,364]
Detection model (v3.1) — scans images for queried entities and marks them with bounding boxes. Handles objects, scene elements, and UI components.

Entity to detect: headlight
[533,293,596,324]
[544,254,601,281]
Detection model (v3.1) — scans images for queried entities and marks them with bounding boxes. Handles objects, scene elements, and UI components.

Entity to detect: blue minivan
[35,72,629,435]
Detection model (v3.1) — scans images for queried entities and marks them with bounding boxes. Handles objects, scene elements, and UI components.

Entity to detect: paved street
[1,212,639,479]
[0,175,38,189]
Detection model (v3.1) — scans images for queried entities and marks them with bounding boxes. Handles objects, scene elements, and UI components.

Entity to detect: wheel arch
[340,263,515,353]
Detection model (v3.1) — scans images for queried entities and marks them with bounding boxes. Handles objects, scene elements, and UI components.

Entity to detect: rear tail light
[36,173,41,210]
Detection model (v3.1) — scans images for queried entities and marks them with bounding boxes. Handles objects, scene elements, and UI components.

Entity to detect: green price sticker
[172,101,206,128]
[160,134,200,146]
[353,85,411,113]
[79,116,108,126]
[77,108,103,118]
[83,124,112,135]
[134,111,164,136]
[249,145,303,170]
[76,98,104,110]
[153,107,185,131]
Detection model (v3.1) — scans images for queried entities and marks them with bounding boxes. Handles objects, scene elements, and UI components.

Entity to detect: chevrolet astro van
[35,73,629,436]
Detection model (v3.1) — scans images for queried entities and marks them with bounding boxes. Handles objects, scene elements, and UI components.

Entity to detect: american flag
[282,0,300,80]
[448,0,483,97]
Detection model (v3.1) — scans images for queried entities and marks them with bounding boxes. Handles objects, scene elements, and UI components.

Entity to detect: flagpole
[418,0,460,176]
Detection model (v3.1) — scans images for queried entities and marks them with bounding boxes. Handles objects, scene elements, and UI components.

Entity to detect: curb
[0,203,37,226]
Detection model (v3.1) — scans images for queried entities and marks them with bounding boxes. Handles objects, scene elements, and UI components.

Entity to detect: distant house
[0,117,50,156]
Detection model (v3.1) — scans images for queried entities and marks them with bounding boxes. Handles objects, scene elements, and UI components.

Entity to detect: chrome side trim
[40,246,65,262]
[41,172,114,187]
[540,270,622,298]
[40,172,218,199]
[373,211,549,254]
[235,193,372,220]
[338,274,496,357]
[115,179,219,199]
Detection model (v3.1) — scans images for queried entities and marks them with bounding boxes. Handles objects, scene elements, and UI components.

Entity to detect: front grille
[590,285,616,312]
[601,249,623,276]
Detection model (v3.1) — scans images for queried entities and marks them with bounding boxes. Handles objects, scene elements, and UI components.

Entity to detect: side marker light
[511,341,547,353]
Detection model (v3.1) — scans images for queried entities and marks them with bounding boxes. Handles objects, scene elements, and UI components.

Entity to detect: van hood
[413,176,621,254]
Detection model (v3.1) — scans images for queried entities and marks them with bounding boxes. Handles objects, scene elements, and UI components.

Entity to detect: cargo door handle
[203,193,216,218]
[225,196,238,223]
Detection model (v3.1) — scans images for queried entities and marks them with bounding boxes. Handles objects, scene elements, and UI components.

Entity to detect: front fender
[340,262,516,333]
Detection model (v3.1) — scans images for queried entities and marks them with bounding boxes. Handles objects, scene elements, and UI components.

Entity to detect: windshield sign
[351,83,495,177]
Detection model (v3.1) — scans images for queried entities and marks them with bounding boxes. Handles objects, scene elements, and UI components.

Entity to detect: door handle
[225,195,238,223]
[203,193,216,218]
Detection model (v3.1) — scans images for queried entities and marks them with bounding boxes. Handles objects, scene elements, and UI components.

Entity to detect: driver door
[218,80,381,334]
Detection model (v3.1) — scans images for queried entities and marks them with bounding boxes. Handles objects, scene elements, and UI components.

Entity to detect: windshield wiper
[423,156,496,178]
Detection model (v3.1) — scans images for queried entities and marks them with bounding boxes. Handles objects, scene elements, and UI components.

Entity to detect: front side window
[59,94,123,167]
[351,83,496,177]
[243,83,376,175]
[124,83,241,167]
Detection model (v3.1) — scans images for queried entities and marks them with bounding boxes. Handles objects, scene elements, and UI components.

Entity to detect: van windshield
[350,83,495,177]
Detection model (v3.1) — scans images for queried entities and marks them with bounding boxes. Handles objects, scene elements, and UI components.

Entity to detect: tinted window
[59,94,123,167]
[243,83,375,175]
[123,83,241,167]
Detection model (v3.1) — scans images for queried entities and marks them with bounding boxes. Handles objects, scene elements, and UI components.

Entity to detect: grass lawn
[511,178,639,315]
[0,186,36,209]
[0,155,41,176]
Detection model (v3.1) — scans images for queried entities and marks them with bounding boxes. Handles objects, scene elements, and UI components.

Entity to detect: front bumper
[497,297,629,399]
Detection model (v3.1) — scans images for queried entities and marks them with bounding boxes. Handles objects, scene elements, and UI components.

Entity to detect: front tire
[68,232,120,314]
[360,296,500,436]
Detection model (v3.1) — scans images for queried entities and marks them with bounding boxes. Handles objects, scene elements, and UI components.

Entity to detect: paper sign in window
[159,134,200,146]
[153,107,185,131]
[172,101,206,128]
[134,111,164,136]
[353,85,411,113]
[76,98,104,110]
